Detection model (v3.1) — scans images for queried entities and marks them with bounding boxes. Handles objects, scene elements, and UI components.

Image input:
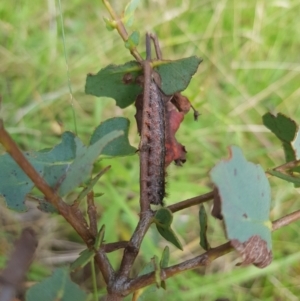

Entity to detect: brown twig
[272,209,300,231]
[273,159,300,172]
[168,191,214,213]
[87,191,98,237]
[125,242,232,295]
[122,207,300,295]
[118,210,154,279]
[102,0,142,62]
[0,120,114,284]
[103,241,129,253]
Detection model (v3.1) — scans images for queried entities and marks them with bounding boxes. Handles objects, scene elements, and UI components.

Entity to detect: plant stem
[272,209,300,230]
[274,159,300,172]
[125,242,232,294]
[118,210,154,278]
[121,207,300,295]
[91,259,98,301]
[102,0,142,62]
[87,191,98,237]
[168,191,214,213]
[103,241,128,253]
[0,120,114,284]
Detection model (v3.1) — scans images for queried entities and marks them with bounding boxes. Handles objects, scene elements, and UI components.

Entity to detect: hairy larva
[146,78,166,205]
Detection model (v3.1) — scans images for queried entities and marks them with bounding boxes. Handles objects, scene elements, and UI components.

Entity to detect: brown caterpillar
[135,72,166,205]
[146,77,166,205]
[136,34,168,206]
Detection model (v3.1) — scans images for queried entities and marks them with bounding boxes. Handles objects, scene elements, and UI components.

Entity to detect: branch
[118,210,154,279]
[103,241,128,253]
[87,191,98,237]
[123,207,300,295]
[272,209,300,231]
[0,120,113,284]
[167,191,214,213]
[126,242,232,294]
[273,159,300,172]
[102,0,143,62]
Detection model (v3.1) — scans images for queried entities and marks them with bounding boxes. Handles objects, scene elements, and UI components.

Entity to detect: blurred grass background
[1,0,300,300]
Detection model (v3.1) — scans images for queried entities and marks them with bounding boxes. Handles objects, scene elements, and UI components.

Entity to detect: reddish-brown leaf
[231,235,272,268]
[135,94,187,167]
[165,101,187,166]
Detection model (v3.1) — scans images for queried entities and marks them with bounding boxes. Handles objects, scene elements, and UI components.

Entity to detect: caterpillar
[146,76,166,205]
[137,33,167,206]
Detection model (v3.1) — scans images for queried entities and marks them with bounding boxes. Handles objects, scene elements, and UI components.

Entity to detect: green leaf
[94,225,105,250]
[124,0,140,26]
[85,57,202,108]
[37,199,58,213]
[266,169,300,185]
[153,256,161,288]
[85,61,142,108]
[103,17,116,31]
[70,249,94,272]
[154,208,183,250]
[138,255,162,288]
[210,146,272,268]
[160,246,170,268]
[155,56,202,95]
[125,31,140,49]
[199,205,211,251]
[159,246,169,290]
[26,268,88,301]
[263,112,297,142]
[76,167,110,203]
[263,112,299,162]
[59,130,123,196]
[90,117,136,156]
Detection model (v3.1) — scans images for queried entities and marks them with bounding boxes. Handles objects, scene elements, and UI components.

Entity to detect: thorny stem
[0,120,113,284]
[168,191,214,213]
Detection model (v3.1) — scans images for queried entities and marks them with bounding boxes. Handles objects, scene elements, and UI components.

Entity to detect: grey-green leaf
[58,130,123,196]
[210,146,272,268]
[70,249,94,272]
[26,268,88,301]
[0,154,43,211]
[90,117,136,156]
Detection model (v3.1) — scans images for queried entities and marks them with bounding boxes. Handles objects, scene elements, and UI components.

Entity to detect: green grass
[1,0,300,300]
